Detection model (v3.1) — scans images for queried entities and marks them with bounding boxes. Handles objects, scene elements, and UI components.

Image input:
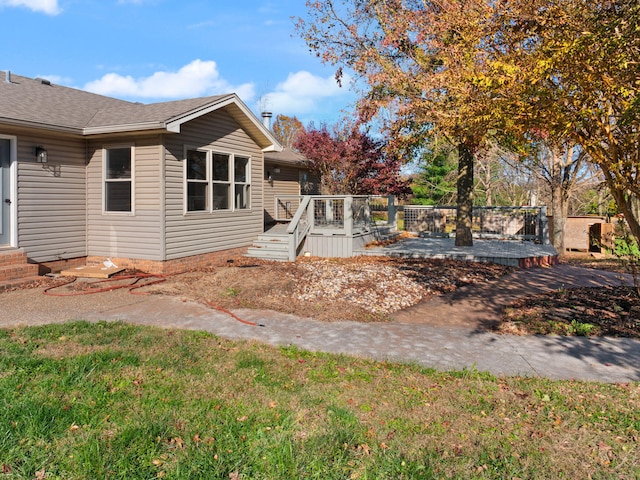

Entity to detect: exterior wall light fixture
[35,146,48,163]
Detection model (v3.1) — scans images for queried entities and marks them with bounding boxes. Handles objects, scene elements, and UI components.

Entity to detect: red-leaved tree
[294,124,411,198]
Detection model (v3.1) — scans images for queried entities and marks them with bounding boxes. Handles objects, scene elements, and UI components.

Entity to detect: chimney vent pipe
[261,111,272,130]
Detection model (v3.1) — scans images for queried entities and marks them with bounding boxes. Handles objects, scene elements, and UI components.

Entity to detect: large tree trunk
[602,165,640,246]
[455,142,475,247]
[549,146,570,253]
[550,184,568,253]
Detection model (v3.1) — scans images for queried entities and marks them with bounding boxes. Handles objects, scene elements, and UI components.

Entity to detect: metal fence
[403,205,548,242]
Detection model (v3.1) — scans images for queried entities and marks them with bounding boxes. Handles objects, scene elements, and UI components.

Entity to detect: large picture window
[185,149,250,213]
[104,146,133,212]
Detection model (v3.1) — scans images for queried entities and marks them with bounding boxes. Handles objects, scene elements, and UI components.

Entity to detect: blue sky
[0,0,356,125]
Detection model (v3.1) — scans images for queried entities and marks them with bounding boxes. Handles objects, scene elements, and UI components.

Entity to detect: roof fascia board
[83,122,166,135]
[0,117,83,135]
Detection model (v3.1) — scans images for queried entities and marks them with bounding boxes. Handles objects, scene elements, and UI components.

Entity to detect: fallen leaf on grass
[357,444,372,455]
[169,437,185,448]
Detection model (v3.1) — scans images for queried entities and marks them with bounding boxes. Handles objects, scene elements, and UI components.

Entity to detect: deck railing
[403,205,549,243]
[276,195,383,234]
[285,196,312,261]
[276,195,396,260]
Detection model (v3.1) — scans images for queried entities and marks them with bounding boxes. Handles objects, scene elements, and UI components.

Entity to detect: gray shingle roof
[0,71,231,133]
[264,147,308,166]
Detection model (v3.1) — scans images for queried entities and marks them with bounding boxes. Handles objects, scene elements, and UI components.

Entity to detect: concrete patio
[357,236,559,268]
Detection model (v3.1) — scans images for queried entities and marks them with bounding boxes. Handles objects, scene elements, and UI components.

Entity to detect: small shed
[549,216,613,252]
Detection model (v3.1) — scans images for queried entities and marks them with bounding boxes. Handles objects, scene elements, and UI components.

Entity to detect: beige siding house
[0,71,301,280]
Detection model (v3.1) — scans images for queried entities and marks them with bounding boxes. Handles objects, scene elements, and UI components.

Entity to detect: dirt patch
[498,253,640,338]
[143,256,513,322]
[9,252,640,338]
[561,251,630,274]
[34,341,111,359]
[500,285,640,338]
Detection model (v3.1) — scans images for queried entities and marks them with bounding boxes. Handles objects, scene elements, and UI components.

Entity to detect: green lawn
[0,321,638,479]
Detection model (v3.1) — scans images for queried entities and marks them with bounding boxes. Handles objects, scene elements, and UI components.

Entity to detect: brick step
[0,249,32,267]
[0,249,40,286]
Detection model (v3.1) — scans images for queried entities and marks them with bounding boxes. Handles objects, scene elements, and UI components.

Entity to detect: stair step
[0,275,42,292]
[246,228,297,261]
[0,249,31,267]
[0,262,39,283]
[245,248,290,261]
[0,249,40,288]
[256,235,288,243]
[250,240,289,251]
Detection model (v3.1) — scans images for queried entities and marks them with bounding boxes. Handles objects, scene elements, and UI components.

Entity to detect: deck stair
[0,248,39,290]
[245,224,291,261]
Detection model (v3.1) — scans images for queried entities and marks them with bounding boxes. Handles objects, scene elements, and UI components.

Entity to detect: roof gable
[0,71,281,151]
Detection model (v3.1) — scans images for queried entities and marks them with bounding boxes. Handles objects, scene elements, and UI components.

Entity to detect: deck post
[539,206,550,245]
[387,196,396,227]
[345,196,353,237]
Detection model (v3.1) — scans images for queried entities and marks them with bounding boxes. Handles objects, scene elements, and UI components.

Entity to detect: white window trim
[0,134,18,247]
[183,148,251,215]
[102,144,135,215]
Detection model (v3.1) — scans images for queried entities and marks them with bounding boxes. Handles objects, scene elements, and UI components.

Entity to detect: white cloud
[0,0,60,15]
[83,60,256,102]
[260,71,352,116]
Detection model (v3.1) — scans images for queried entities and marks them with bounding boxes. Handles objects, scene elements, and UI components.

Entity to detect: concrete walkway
[1,264,638,383]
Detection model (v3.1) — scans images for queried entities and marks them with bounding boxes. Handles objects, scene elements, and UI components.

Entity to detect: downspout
[159,136,167,261]
[84,139,89,257]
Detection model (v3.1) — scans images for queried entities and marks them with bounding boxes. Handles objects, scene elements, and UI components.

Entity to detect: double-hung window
[234,156,250,209]
[186,150,208,211]
[212,153,230,210]
[185,149,250,213]
[104,146,133,213]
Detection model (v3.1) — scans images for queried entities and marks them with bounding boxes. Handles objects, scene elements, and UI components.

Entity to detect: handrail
[286,195,312,261]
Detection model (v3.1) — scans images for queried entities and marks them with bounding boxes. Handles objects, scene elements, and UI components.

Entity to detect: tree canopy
[296,0,525,245]
[272,114,305,149]
[297,0,640,247]
[294,124,411,198]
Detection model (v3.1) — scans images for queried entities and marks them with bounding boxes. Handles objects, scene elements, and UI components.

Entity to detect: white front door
[0,136,15,247]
